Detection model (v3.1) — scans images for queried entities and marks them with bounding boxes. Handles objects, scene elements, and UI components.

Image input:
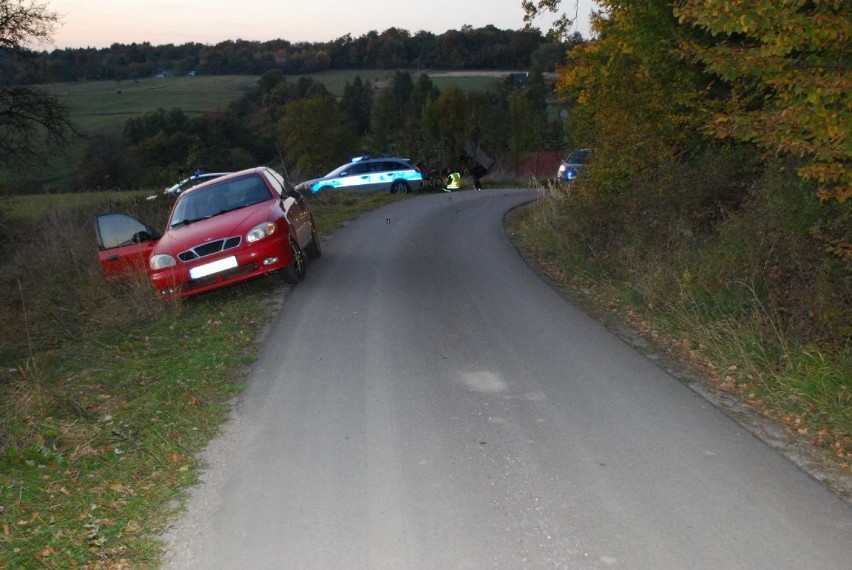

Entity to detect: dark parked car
[97,167,320,298]
[296,156,423,195]
[557,148,590,183]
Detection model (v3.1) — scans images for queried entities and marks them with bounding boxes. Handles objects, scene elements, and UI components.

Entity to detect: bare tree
[0,0,74,169]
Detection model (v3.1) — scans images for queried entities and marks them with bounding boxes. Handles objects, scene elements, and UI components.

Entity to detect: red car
[96,167,320,298]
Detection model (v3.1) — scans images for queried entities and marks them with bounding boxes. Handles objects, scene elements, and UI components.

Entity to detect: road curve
[163,189,852,569]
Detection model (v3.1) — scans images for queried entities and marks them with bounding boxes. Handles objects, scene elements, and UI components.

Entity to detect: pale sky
[45,1,597,49]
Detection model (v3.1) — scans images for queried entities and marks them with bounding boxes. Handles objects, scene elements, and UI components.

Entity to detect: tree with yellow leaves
[674,0,851,203]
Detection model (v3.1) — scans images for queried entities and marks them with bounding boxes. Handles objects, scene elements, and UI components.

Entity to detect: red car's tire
[304,226,322,259]
[281,235,306,284]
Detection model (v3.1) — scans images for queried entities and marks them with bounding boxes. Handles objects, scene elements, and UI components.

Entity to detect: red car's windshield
[169,174,273,228]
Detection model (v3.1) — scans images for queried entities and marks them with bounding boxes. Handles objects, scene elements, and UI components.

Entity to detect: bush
[704,161,852,345]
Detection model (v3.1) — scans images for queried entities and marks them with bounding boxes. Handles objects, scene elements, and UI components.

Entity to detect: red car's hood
[155,201,276,256]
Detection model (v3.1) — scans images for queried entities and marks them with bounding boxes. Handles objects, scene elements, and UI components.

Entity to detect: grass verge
[508,185,851,487]
[0,190,403,568]
[1,288,265,568]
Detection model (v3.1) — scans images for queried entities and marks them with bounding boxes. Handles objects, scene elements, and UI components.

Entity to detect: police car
[296,156,423,194]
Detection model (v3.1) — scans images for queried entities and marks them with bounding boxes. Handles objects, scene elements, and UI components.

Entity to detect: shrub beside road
[508,184,851,497]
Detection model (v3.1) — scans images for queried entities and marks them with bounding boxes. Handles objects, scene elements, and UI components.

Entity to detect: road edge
[503,201,852,505]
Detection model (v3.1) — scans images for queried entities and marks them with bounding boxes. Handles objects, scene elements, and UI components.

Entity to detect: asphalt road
[162,189,852,569]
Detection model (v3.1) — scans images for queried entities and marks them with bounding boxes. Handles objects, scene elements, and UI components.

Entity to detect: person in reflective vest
[444,171,461,192]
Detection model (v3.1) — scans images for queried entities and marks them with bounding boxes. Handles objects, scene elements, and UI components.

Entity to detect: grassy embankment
[0,189,402,569]
[509,183,851,486]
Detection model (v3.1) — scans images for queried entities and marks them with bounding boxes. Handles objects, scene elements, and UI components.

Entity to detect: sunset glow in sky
[46,0,597,49]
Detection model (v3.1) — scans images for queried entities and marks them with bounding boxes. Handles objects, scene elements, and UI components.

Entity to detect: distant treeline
[3,26,584,84]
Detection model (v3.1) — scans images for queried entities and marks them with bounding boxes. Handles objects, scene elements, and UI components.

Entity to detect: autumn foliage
[674,0,851,204]
[531,0,850,342]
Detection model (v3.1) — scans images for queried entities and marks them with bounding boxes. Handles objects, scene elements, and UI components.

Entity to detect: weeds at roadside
[662,277,851,454]
[0,190,400,567]
[307,190,406,234]
[510,185,852,473]
[0,284,274,567]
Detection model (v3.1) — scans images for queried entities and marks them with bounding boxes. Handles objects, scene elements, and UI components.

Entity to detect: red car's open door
[95,213,161,279]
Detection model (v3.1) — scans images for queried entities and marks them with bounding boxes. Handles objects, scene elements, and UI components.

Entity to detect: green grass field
[2,76,259,189]
[306,68,510,94]
[46,75,259,135]
[44,70,509,135]
[4,189,155,219]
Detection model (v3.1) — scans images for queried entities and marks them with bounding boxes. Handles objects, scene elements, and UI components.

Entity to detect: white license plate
[189,256,238,279]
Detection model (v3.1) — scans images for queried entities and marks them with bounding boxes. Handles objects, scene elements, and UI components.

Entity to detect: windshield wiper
[171,217,202,227]
[213,204,249,216]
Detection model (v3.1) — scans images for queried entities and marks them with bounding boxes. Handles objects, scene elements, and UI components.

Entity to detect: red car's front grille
[179,236,241,262]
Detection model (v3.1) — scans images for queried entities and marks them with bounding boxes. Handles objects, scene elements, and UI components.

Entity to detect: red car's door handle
[107,255,119,261]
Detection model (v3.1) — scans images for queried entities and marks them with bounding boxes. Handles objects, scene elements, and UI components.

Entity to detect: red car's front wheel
[280,234,306,284]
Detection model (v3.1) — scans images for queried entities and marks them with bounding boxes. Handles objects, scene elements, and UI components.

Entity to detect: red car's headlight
[246,221,277,243]
[150,254,176,270]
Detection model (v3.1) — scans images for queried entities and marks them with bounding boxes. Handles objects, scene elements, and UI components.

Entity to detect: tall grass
[3,190,155,220]
[662,274,851,450]
[0,196,173,364]
[513,170,851,465]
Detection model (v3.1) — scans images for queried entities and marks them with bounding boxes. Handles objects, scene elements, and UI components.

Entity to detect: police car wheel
[390,180,409,194]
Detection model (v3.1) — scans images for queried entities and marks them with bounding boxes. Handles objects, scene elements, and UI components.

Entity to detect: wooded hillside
[4,26,584,82]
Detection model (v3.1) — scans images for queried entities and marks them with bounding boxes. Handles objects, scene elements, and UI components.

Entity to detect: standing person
[471,164,487,190]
